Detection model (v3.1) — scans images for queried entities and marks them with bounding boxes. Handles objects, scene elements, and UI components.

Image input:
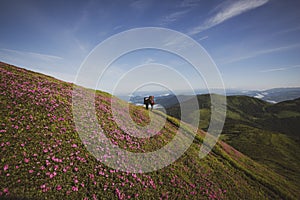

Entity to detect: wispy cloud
[160,0,202,25]
[178,0,201,8]
[0,48,63,61]
[188,0,269,35]
[113,25,124,30]
[273,26,300,36]
[160,9,190,25]
[144,58,155,64]
[224,43,300,64]
[198,35,209,41]
[130,0,152,11]
[260,65,300,73]
[163,34,195,52]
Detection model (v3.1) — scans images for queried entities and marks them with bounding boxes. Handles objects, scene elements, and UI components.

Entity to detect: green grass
[0,62,299,199]
[166,93,300,196]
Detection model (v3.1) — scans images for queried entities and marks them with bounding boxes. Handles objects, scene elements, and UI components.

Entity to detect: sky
[0,0,300,94]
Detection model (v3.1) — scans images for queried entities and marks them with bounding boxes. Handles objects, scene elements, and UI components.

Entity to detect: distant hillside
[166,94,300,189]
[1,61,299,199]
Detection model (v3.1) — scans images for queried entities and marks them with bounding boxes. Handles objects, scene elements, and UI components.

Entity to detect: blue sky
[1,0,300,93]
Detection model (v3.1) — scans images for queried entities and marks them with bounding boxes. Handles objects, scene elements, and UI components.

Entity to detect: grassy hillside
[0,62,299,199]
[166,94,300,190]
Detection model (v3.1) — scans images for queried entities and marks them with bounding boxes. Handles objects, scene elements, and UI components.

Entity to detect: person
[144,97,149,110]
[149,96,154,110]
[144,96,155,110]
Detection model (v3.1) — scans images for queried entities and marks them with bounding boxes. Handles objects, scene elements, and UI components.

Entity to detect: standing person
[144,97,149,110]
[149,96,155,110]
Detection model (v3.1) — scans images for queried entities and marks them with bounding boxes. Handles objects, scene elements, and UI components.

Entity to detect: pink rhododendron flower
[71,144,78,148]
[89,173,94,179]
[56,185,62,191]
[72,186,78,191]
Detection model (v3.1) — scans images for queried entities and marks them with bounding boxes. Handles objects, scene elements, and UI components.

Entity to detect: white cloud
[224,43,300,64]
[130,0,152,11]
[273,26,300,36]
[144,58,155,64]
[160,9,190,25]
[260,65,300,73]
[113,25,124,30]
[159,0,200,26]
[0,48,63,61]
[188,0,269,35]
[198,35,209,41]
[179,0,201,8]
[163,34,195,51]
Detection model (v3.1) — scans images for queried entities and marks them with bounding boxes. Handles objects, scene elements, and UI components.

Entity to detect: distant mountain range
[235,87,300,103]
[127,87,300,107]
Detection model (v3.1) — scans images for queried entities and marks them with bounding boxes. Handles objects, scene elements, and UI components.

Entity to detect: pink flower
[98,171,105,176]
[29,169,34,173]
[56,185,62,191]
[20,143,25,147]
[50,172,57,178]
[4,164,8,171]
[74,167,79,172]
[45,160,51,166]
[24,158,30,163]
[93,194,97,200]
[72,186,78,191]
[71,144,78,148]
[3,188,8,193]
[89,173,94,179]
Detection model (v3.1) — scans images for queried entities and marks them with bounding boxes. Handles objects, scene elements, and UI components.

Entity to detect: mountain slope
[0,62,299,199]
[166,94,300,190]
